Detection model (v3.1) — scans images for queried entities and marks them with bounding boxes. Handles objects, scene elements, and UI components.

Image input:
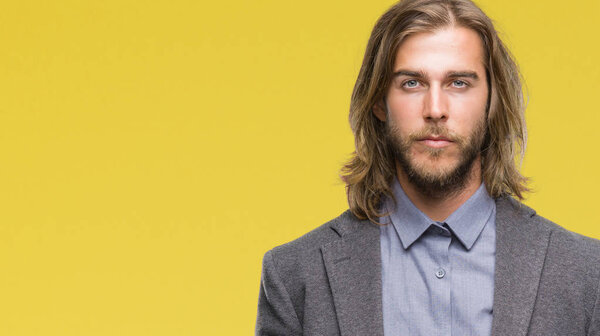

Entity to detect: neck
[396,156,483,222]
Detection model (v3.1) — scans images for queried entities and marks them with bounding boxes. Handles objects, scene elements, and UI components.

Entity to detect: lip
[418,136,453,148]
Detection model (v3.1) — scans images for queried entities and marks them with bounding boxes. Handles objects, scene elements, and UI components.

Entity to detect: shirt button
[435,268,446,279]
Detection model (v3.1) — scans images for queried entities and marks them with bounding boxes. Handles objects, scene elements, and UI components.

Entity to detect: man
[256,0,600,335]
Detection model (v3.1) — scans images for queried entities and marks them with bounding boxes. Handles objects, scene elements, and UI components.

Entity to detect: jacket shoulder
[262,209,374,288]
[534,213,600,263]
[498,195,600,265]
[268,210,360,259]
[501,196,600,253]
[257,210,368,328]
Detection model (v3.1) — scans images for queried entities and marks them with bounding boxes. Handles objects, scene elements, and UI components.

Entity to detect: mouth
[417,135,453,148]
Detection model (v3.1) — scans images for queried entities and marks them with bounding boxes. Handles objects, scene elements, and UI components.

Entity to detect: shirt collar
[385,178,495,250]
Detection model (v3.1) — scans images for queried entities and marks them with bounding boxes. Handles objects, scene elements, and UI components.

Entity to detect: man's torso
[256,197,600,336]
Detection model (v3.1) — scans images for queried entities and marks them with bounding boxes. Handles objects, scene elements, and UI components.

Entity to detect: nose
[423,85,448,121]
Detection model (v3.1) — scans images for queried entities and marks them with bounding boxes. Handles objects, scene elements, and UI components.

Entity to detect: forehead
[393,26,486,75]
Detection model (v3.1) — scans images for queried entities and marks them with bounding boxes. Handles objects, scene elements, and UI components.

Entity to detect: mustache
[407,125,464,145]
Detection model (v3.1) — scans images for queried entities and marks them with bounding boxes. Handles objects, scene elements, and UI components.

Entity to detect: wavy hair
[341,0,529,223]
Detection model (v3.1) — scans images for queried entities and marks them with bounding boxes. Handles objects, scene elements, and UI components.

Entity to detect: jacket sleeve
[255,249,303,336]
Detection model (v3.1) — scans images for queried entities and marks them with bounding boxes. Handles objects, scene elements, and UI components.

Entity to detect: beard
[385,118,486,198]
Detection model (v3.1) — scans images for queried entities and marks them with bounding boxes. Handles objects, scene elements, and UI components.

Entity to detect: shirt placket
[427,223,452,336]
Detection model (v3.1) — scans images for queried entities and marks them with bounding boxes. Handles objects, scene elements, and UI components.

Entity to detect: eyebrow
[447,71,479,80]
[392,70,427,78]
[392,70,480,80]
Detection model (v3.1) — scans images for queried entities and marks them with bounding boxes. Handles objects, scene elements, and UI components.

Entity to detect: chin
[414,154,458,168]
[411,157,462,177]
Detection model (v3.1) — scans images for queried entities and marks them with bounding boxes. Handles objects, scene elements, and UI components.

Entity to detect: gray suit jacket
[256,196,600,335]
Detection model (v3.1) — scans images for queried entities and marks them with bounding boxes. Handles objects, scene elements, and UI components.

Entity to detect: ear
[372,99,387,122]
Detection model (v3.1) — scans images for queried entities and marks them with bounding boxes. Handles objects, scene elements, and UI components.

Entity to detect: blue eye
[452,80,467,87]
[404,80,419,88]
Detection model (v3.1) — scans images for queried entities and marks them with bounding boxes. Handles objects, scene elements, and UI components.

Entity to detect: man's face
[374,27,489,195]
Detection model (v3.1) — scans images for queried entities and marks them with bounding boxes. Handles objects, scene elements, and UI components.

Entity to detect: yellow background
[0,0,598,334]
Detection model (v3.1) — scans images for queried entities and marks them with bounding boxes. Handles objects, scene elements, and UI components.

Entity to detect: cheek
[386,95,423,127]
[449,92,488,130]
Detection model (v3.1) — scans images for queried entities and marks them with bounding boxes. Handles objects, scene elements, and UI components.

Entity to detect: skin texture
[373,27,489,221]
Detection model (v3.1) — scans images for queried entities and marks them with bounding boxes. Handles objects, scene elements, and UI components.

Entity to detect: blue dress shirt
[380,179,496,336]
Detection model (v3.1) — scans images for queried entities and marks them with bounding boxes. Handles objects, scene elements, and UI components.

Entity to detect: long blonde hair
[341,0,528,223]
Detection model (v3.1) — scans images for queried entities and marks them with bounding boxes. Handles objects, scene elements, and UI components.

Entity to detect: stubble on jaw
[385,119,486,199]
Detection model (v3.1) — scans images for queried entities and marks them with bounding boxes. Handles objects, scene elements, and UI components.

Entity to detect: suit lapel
[491,197,552,336]
[321,214,384,336]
